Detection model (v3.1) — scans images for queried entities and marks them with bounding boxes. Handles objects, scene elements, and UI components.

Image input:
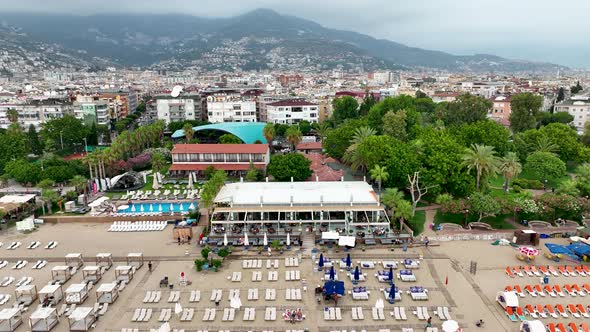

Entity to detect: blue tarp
[545,243,581,260]
[323,280,345,296]
[567,242,590,256]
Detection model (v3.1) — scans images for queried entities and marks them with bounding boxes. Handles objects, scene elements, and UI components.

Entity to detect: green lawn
[488,176,505,188]
[488,187,525,200]
[517,170,570,189]
[406,210,426,235]
[434,210,516,230]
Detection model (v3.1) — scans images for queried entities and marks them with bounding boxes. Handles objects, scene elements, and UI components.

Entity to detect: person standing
[425,316,432,330]
[148,261,153,272]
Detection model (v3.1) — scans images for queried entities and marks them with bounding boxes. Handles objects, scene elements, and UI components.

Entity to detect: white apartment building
[554,96,590,133]
[155,93,202,125]
[0,99,73,130]
[206,95,257,123]
[266,100,319,124]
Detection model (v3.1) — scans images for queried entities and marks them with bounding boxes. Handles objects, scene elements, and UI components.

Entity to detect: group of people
[284,308,303,323]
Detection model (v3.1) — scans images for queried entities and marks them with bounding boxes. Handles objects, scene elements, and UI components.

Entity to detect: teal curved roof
[171,122,268,144]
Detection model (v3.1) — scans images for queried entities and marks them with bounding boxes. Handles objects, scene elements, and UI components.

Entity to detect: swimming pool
[117,202,197,214]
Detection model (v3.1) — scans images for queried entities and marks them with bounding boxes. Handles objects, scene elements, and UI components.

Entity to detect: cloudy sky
[4,0,590,67]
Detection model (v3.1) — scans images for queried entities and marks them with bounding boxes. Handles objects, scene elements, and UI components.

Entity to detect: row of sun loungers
[2,240,56,250]
[392,306,408,320]
[15,276,33,287]
[45,241,58,249]
[285,270,301,281]
[0,277,15,287]
[132,308,153,322]
[324,307,342,321]
[267,259,280,269]
[222,308,236,321]
[143,291,162,303]
[547,322,590,332]
[12,260,27,269]
[190,290,201,302]
[372,307,386,320]
[523,303,590,319]
[0,294,10,305]
[180,308,195,321]
[242,259,263,269]
[210,289,222,302]
[243,307,256,321]
[109,221,167,232]
[228,289,240,299]
[158,308,172,322]
[27,241,41,249]
[506,265,590,278]
[167,291,180,303]
[230,272,242,282]
[202,308,216,321]
[33,260,48,269]
[285,288,302,300]
[266,288,277,300]
[285,257,299,267]
[5,241,21,250]
[506,284,590,297]
[413,306,431,320]
[268,271,278,281]
[264,307,277,321]
[351,307,365,320]
[247,288,259,300]
[0,261,6,269]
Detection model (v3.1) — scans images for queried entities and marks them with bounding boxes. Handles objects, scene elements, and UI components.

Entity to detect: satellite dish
[171,85,183,98]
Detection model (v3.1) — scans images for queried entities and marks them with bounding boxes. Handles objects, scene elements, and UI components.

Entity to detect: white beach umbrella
[244,233,249,246]
[149,204,154,212]
[152,174,159,190]
[442,320,459,332]
[286,233,290,246]
[174,303,183,315]
[158,204,163,212]
[223,233,228,247]
[140,205,145,212]
[131,205,136,212]
[230,296,242,309]
[263,232,268,246]
[187,174,193,189]
[158,322,171,332]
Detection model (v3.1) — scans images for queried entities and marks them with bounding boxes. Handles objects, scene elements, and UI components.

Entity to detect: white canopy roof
[39,284,61,294]
[500,291,519,307]
[127,252,143,257]
[338,236,356,247]
[521,320,546,332]
[65,253,82,258]
[69,307,93,321]
[96,253,112,258]
[88,196,109,208]
[0,307,20,319]
[30,307,56,320]
[83,266,100,272]
[0,194,36,204]
[52,265,69,271]
[66,283,87,294]
[116,265,132,271]
[15,284,36,292]
[215,181,380,206]
[322,231,340,240]
[96,283,117,292]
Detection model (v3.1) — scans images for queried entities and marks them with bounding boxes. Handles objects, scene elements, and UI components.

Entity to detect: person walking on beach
[425,316,432,330]
[148,261,152,272]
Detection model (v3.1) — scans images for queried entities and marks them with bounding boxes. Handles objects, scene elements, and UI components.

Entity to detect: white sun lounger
[190,290,201,302]
[265,288,276,301]
[168,291,180,303]
[264,307,276,321]
[248,288,259,301]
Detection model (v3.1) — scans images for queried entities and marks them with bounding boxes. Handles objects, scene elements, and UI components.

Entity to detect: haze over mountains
[0,8,565,72]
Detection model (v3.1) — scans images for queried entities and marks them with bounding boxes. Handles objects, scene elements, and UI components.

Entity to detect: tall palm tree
[462,144,500,191]
[316,122,331,144]
[394,199,413,232]
[343,126,377,173]
[381,188,404,213]
[263,123,275,147]
[285,125,302,150]
[70,175,88,206]
[530,136,559,154]
[350,126,376,145]
[369,165,389,193]
[499,152,522,193]
[183,123,195,143]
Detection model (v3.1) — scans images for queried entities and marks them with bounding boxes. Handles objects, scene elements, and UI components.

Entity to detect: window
[233,105,241,110]
[286,114,291,118]
[239,153,250,162]
[310,113,317,118]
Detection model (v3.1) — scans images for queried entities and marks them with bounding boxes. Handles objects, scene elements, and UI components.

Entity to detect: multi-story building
[554,96,590,133]
[169,143,270,177]
[488,95,512,126]
[97,89,138,120]
[266,100,319,124]
[206,94,257,123]
[155,92,202,125]
[0,99,73,130]
[74,95,109,126]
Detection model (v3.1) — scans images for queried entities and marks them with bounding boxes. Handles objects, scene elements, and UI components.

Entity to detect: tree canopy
[332,96,359,124]
[509,92,544,133]
[267,153,312,181]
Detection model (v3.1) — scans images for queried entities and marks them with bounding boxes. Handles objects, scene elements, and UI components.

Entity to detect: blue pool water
[118,202,197,214]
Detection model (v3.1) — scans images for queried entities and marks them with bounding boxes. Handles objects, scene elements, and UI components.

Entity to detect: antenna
[170,85,183,98]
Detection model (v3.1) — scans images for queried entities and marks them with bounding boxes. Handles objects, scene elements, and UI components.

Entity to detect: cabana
[520,320,546,332]
[51,266,72,284]
[67,307,96,331]
[65,284,89,305]
[496,291,518,309]
[65,253,84,269]
[126,253,144,269]
[0,308,22,332]
[114,265,134,282]
[96,283,118,304]
[15,284,37,306]
[95,253,112,270]
[81,266,102,284]
[38,284,63,306]
[29,307,58,332]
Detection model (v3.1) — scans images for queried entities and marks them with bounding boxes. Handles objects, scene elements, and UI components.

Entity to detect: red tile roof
[169,163,266,171]
[296,142,322,151]
[171,144,269,154]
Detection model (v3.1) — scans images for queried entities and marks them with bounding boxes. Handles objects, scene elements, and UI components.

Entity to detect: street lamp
[59,130,64,150]
[544,179,548,191]
[83,138,88,155]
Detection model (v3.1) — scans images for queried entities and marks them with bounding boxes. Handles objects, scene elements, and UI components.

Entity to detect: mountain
[0,9,564,72]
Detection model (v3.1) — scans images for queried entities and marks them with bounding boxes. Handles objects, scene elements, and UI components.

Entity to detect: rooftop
[171,144,268,154]
[267,99,317,107]
[214,181,379,207]
[171,122,268,144]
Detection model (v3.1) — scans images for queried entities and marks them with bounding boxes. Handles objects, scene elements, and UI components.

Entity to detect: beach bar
[67,307,96,331]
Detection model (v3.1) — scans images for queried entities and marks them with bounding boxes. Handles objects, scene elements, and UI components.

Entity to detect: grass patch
[406,210,425,235]
[488,176,505,188]
[517,170,569,189]
[487,187,528,200]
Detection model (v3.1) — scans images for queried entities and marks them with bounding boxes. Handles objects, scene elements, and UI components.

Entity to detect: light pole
[59,130,64,150]
[83,138,88,155]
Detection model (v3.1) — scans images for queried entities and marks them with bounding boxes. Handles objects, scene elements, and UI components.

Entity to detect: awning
[322,231,340,240]
[0,307,20,319]
[338,236,356,247]
[169,163,265,171]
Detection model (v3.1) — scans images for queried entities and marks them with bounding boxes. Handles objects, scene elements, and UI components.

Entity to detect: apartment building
[206,94,257,123]
[74,95,110,126]
[155,92,202,125]
[266,100,319,124]
[0,98,73,130]
[96,89,138,119]
[488,95,512,126]
[554,96,590,133]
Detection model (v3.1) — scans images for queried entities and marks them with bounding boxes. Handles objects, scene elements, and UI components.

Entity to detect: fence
[432,232,513,242]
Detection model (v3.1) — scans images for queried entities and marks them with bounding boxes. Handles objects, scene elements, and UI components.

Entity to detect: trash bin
[543,276,549,284]
[402,243,407,252]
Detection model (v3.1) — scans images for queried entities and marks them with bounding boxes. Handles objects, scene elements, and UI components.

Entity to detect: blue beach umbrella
[388,283,396,303]
[388,267,394,283]
[345,253,351,270]
[329,266,335,280]
[319,254,324,269]
[353,266,360,283]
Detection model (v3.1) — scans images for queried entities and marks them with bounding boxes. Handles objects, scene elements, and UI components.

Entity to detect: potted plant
[258,246,263,255]
[361,245,366,252]
[211,259,222,272]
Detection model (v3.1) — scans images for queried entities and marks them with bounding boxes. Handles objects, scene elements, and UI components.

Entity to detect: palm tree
[462,144,500,191]
[285,125,302,150]
[369,165,389,193]
[70,175,88,206]
[263,123,275,148]
[381,188,404,213]
[316,122,331,144]
[343,126,377,173]
[530,136,559,154]
[38,179,56,215]
[151,152,165,174]
[350,126,376,145]
[183,123,195,143]
[393,199,413,232]
[6,108,18,124]
[499,152,522,193]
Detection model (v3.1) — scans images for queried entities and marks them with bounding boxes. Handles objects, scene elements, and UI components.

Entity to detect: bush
[211,259,223,271]
[194,259,206,272]
[65,190,78,201]
[218,247,230,258]
[201,247,212,260]
[512,178,544,190]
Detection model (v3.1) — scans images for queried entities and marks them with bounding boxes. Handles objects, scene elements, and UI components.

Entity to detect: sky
[4,0,590,67]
